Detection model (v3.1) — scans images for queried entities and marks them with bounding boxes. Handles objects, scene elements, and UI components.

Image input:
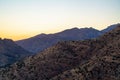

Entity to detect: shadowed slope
[0,39,32,67]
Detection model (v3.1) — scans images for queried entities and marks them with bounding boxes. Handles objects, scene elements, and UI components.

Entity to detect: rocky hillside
[0,39,32,67]
[16,24,119,53]
[52,25,120,80]
[0,24,120,80]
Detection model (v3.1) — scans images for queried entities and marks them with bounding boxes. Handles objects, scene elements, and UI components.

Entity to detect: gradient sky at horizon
[0,0,120,40]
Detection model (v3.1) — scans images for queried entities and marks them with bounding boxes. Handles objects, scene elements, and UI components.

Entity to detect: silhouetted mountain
[0,38,32,67]
[0,24,120,80]
[16,27,101,53]
[16,24,119,53]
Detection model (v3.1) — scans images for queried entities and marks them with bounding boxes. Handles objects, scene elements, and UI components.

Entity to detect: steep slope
[0,38,32,67]
[51,25,120,80]
[0,24,120,80]
[16,27,101,53]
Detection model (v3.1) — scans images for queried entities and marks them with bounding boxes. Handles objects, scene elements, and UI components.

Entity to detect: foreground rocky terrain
[0,24,120,80]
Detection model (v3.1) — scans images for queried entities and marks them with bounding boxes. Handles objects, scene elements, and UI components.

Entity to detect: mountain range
[16,24,119,53]
[0,24,120,80]
[0,39,32,67]
[0,24,118,68]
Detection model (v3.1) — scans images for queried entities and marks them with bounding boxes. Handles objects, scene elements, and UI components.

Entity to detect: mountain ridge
[0,24,120,80]
[16,27,100,53]
[16,24,119,53]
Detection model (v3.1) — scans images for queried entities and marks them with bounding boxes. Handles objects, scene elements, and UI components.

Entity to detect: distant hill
[0,38,32,67]
[16,24,119,53]
[16,27,100,53]
[0,24,120,80]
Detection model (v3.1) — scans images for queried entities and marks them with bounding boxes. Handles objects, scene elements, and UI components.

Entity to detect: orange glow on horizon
[0,21,119,41]
[0,0,119,40]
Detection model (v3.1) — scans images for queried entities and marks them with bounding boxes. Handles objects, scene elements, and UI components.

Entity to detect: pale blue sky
[0,0,120,40]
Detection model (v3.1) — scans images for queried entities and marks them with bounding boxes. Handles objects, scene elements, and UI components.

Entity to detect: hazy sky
[0,0,120,40]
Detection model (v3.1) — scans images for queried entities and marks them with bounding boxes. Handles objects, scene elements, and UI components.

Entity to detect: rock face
[0,24,120,80]
[16,24,119,53]
[0,39,32,67]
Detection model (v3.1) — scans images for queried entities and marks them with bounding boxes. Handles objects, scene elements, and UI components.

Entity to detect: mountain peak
[35,33,47,38]
[68,27,96,31]
[70,27,79,30]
